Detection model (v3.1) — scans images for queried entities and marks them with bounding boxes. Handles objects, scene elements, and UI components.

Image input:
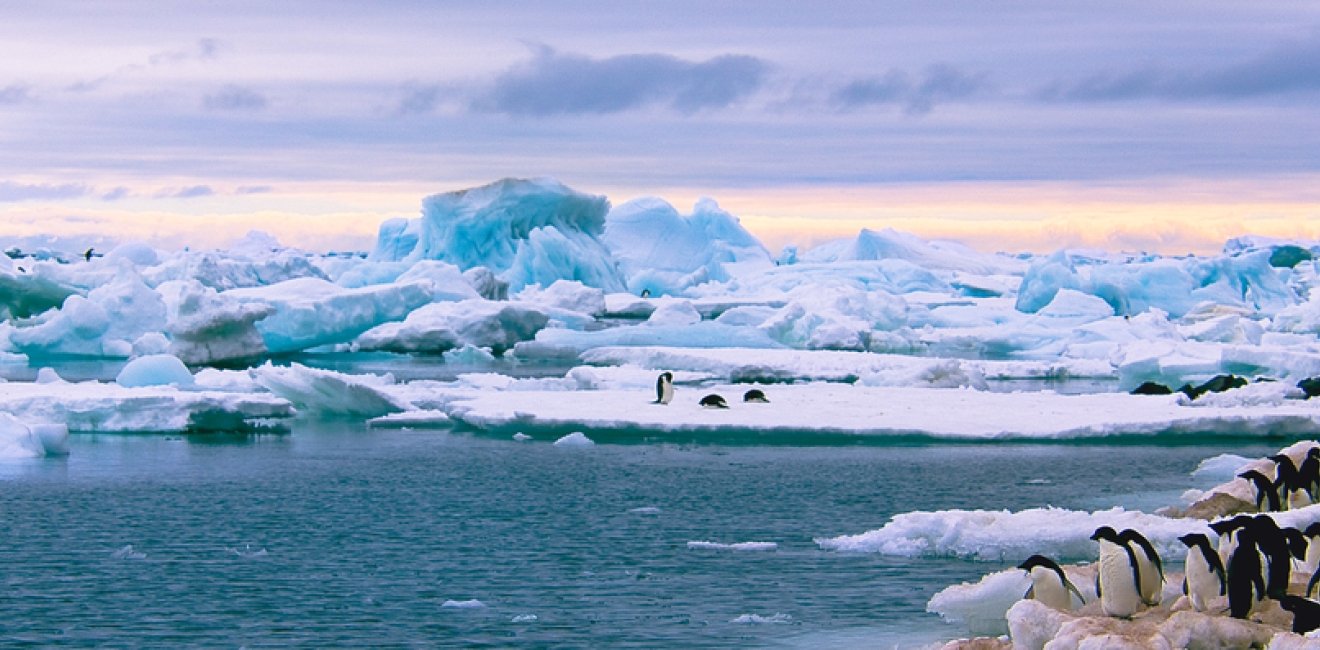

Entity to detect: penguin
[1278,595,1320,634]
[653,372,674,405]
[1178,533,1226,612]
[1119,528,1165,606]
[1211,515,1256,567]
[743,389,769,403]
[1301,522,1320,579]
[1090,526,1144,618]
[640,288,651,298]
[1247,515,1296,598]
[83,247,94,262]
[1226,528,1268,619]
[1239,469,1282,512]
[1270,453,1311,510]
[698,394,729,409]
[1298,447,1320,501]
[1018,554,1084,611]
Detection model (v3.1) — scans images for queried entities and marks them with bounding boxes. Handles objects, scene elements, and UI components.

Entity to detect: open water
[0,421,1283,648]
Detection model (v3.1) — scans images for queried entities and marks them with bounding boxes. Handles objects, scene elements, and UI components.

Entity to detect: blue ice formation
[10,268,166,359]
[603,197,771,296]
[116,354,195,388]
[801,228,1020,275]
[1015,249,1297,318]
[371,178,625,292]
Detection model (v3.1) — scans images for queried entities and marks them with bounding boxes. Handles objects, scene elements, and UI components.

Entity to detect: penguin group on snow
[1131,372,1320,402]
[650,372,771,409]
[1014,445,1320,635]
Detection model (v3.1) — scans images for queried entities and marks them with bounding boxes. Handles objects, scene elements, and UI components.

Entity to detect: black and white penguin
[1239,469,1282,512]
[640,288,651,298]
[1226,528,1268,619]
[698,394,729,409]
[653,372,674,405]
[83,247,94,262]
[1299,447,1320,501]
[1017,554,1084,611]
[1178,533,1226,612]
[1090,526,1144,618]
[1270,453,1311,510]
[1211,515,1256,567]
[743,389,769,403]
[1119,528,1165,606]
[1302,522,1320,579]
[1246,515,1297,598]
[1278,595,1320,634]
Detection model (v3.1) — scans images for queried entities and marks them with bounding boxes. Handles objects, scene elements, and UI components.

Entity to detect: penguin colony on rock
[1018,444,1320,635]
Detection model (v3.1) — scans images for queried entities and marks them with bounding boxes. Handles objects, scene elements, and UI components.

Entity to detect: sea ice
[356,298,550,355]
[686,541,777,551]
[0,412,68,458]
[553,431,595,447]
[115,354,195,388]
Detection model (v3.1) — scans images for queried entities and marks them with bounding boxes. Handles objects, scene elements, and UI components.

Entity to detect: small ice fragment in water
[111,544,146,560]
[511,614,538,623]
[553,432,594,447]
[687,541,778,551]
[228,543,268,557]
[729,613,793,624]
[1022,478,1051,485]
[629,506,661,514]
[442,599,487,608]
[513,433,532,441]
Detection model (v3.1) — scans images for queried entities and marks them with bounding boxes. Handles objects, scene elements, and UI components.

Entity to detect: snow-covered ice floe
[445,382,1320,441]
[0,412,69,458]
[0,381,292,433]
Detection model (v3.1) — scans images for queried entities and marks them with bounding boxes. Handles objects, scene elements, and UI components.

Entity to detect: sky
[1,1,1319,255]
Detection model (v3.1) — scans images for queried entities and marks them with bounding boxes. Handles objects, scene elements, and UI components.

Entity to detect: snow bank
[357,299,550,355]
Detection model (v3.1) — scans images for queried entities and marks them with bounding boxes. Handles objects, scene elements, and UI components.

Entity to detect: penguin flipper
[1064,578,1084,606]
[1024,585,1034,600]
[1309,566,1320,599]
[1094,574,1101,599]
[1182,577,1188,596]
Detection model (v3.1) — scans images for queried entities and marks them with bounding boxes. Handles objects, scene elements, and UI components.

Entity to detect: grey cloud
[396,84,442,115]
[150,38,221,65]
[101,187,130,200]
[203,85,268,111]
[236,185,272,194]
[0,181,90,201]
[0,84,32,104]
[1044,32,1320,101]
[473,45,770,116]
[160,185,215,199]
[834,64,986,115]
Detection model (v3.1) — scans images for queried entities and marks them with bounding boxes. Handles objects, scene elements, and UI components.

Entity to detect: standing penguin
[653,372,674,405]
[1226,528,1268,619]
[1270,454,1311,510]
[1178,533,1226,612]
[1211,515,1256,567]
[1018,554,1084,611]
[1239,470,1282,512]
[1118,529,1165,606]
[1091,526,1144,618]
[1299,447,1320,501]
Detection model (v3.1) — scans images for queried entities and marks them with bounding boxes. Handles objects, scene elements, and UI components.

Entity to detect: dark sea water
[0,422,1283,648]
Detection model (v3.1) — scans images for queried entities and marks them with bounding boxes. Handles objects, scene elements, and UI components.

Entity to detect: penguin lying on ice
[698,394,729,409]
[1018,554,1083,611]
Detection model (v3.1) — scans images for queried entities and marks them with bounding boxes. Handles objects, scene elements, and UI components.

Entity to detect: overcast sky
[2,1,1318,253]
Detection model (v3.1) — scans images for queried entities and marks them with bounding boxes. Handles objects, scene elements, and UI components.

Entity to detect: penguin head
[1309,447,1320,460]
[1305,522,1320,539]
[1017,554,1060,572]
[1271,454,1298,472]
[1178,532,1211,551]
[1284,528,1310,560]
[1090,526,1120,543]
[659,372,673,383]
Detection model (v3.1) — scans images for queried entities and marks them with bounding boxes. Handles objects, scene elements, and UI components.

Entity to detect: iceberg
[371,178,625,291]
[251,362,410,418]
[602,197,772,295]
[0,412,68,458]
[9,266,166,359]
[0,381,293,432]
[356,299,550,355]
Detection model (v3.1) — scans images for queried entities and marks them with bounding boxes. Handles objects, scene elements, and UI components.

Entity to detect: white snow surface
[0,380,293,433]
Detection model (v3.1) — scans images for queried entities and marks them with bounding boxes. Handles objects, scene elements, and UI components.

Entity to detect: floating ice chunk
[156,279,273,365]
[10,267,166,359]
[511,614,538,623]
[357,299,550,355]
[516,323,784,360]
[1191,453,1253,482]
[687,541,777,551]
[926,568,1033,636]
[0,413,67,458]
[251,362,409,418]
[104,241,160,267]
[628,506,661,514]
[367,410,451,429]
[603,196,772,295]
[645,300,701,327]
[514,280,606,318]
[227,544,268,557]
[553,432,595,447]
[729,613,793,625]
[115,354,195,388]
[110,544,147,560]
[441,599,487,609]
[374,178,624,292]
[816,506,1203,562]
[442,344,497,365]
[512,432,532,441]
[0,262,79,319]
[35,367,65,384]
[142,246,327,291]
[226,277,433,355]
[0,381,292,433]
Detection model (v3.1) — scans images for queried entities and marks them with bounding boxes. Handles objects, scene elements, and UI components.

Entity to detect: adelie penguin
[1119,528,1164,606]
[1278,595,1320,635]
[1090,526,1144,618]
[1178,533,1226,612]
[1239,469,1281,512]
[1017,554,1084,611]
[1226,527,1268,619]
[699,394,729,409]
[743,389,769,403]
[653,372,674,405]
